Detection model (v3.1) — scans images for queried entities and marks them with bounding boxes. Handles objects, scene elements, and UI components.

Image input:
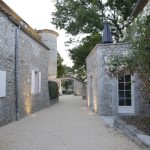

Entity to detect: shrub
[107,15,150,101]
[48,81,59,100]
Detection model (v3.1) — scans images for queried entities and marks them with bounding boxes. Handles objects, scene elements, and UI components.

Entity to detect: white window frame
[31,70,41,94]
[0,70,6,97]
[117,74,135,114]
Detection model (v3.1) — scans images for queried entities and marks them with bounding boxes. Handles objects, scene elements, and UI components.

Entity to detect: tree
[61,79,73,94]
[69,33,100,81]
[106,16,150,101]
[53,0,137,81]
[52,0,137,41]
[126,16,150,98]
[57,53,75,78]
[57,53,66,78]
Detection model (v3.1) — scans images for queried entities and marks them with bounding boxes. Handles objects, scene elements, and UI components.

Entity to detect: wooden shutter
[31,70,35,94]
[39,72,41,93]
[0,70,6,97]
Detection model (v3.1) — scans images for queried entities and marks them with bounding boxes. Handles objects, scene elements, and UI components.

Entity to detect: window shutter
[0,70,6,97]
[31,70,35,94]
[39,72,41,93]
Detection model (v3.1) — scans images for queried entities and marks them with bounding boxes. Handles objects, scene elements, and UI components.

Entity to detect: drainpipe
[15,26,20,121]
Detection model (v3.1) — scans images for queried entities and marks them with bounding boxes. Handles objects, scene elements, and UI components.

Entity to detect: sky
[3,0,73,67]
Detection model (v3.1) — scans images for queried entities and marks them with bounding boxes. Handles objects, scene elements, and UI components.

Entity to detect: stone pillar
[38,29,59,80]
[57,79,62,95]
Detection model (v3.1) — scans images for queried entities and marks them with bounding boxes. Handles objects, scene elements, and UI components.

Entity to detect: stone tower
[38,29,59,80]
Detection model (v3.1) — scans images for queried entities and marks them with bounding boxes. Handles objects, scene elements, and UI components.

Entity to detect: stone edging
[114,117,150,150]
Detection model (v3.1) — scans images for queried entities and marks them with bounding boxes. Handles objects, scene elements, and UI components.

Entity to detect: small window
[31,70,41,94]
[0,70,6,97]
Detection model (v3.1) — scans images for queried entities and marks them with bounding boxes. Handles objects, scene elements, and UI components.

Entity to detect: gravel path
[0,95,142,150]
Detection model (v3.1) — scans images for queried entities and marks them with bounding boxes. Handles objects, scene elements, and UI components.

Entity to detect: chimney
[102,22,113,43]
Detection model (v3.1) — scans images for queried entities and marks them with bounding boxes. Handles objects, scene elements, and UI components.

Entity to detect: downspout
[15,26,20,120]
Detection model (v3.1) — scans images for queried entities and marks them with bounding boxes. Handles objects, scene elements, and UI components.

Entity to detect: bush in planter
[48,81,59,101]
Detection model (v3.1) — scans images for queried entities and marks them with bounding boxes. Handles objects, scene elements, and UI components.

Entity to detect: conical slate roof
[102,22,113,43]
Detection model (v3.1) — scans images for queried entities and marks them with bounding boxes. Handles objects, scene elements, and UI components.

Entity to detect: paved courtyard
[0,95,142,150]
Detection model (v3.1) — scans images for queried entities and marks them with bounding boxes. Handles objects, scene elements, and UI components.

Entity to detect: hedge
[48,81,59,100]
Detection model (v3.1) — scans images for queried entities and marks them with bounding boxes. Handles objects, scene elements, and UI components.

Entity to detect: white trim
[117,75,135,114]
[31,70,35,94]
[131,75,135,113]
[0,70,6,97]
[38,72,41,93]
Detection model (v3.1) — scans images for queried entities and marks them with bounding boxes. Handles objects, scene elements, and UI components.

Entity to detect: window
[118,75,131,106]
[0,70,6,97]
[31,70,41,94]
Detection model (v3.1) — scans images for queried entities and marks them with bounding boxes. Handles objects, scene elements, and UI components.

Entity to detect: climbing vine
[107,15,150,99]
[106,55,135,77]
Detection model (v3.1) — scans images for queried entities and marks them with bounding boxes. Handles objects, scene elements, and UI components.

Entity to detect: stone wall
[18,29,50,118]
[38,30,59,80]
[97,43,131,116]
[86,43,150,116]
[74,79,83,96]
[86,47,99,112]
[0,11,16,125]
[0,10,50,126]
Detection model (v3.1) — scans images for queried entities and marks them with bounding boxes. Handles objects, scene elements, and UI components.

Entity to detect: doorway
[90,76,94,109]
[117,75,134,114]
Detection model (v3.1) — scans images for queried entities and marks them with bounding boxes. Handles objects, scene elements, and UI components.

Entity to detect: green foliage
[106,55,135,77]
[73,66,86,82]
[69,33,100,81]
[48,81,59,100]
[52,0,103,35]
[105,0,137,41]
[107,16,150,98]
[63,66,75,77]
[52,0,137,82]
[57,53,74,78]
[61,79,73,93]
[127,16,150,95]
[106,0,135,17]
[52,0,137,41]
[57,53,65,78]
[69,33,100,67]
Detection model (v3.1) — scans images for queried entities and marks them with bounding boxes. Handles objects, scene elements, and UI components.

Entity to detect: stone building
[86,0,150,116]
[74,79,84,96]
[57,77,84,96]
[38,29,59,80]
[0,1,58,126]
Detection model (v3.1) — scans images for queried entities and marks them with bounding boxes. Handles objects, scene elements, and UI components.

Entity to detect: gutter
[15,26,20,121]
